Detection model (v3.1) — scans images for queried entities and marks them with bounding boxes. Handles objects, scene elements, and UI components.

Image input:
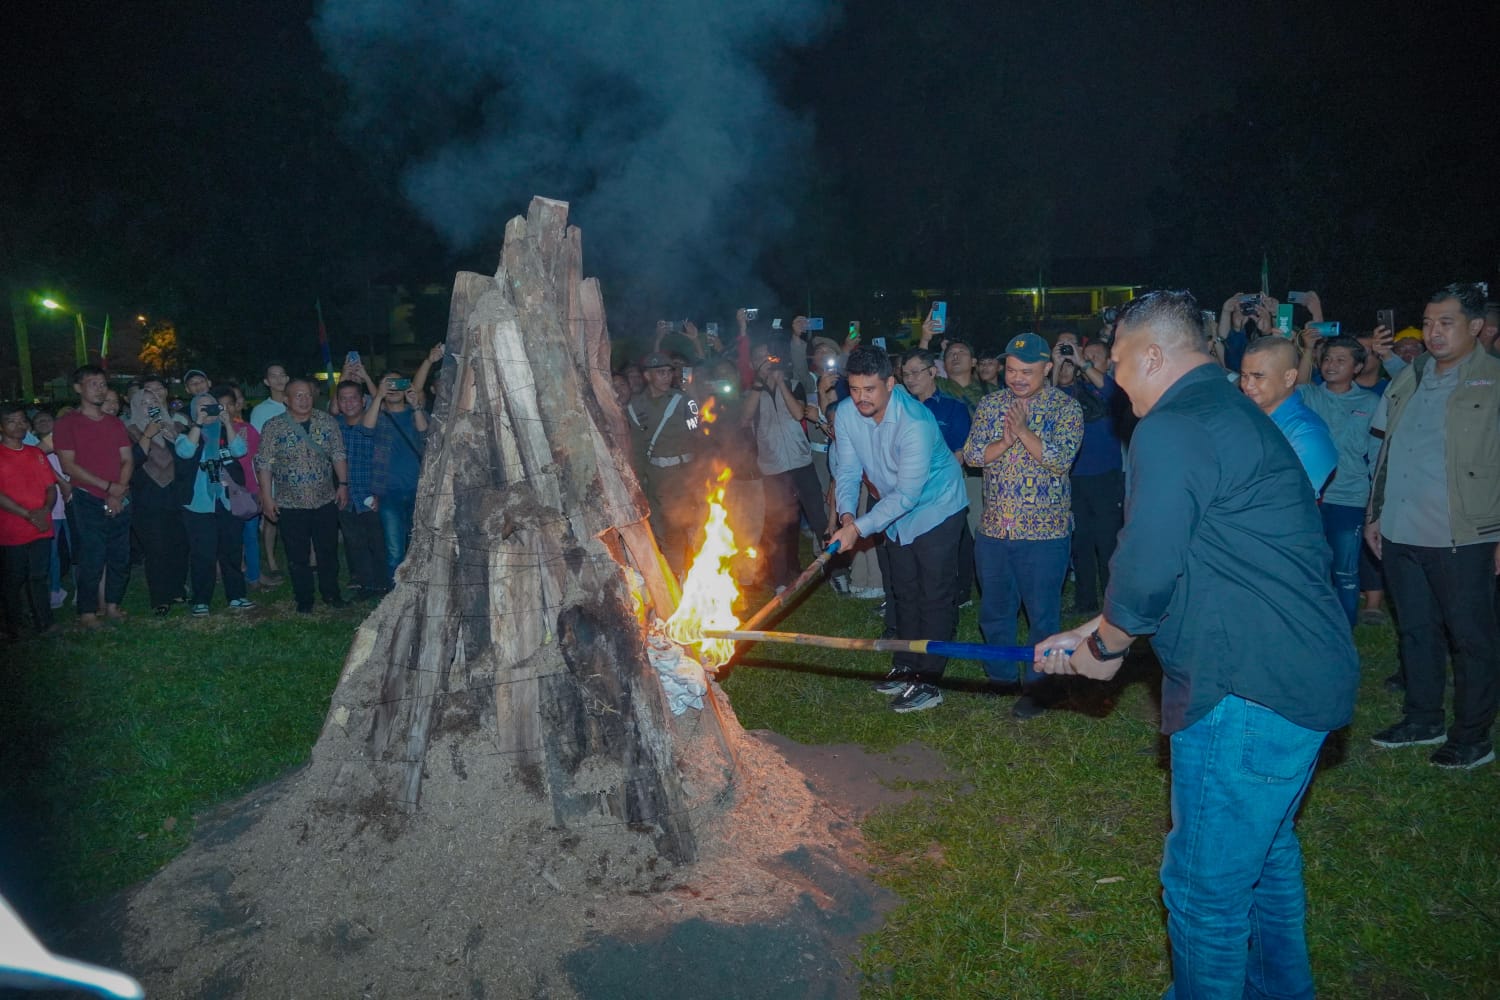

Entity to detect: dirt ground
[65,730,954,1000]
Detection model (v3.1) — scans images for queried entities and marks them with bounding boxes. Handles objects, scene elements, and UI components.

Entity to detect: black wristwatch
[1085,629,1129,661]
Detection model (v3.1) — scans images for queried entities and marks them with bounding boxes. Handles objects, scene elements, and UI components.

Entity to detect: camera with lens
[1056,343,1075,358]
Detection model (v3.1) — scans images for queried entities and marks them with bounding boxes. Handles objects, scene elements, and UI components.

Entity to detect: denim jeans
[1162,695,1327,1000]
[48,517,70,594]
[378,492,417,582]
[241,514,261,583]
[71,491,131,614]
[1320,503,1363,626]
[974,534,1071,685]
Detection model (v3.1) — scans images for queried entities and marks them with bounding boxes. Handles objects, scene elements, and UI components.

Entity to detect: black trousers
[184,507,246,606]
[71,491,131,614]
[134,505,188,608]
[886,508,966,682]
[1,539,52,635]
[762,462,829,588]
[1069,469,1125,611]
[339,506,387,592]
[1384,540,1499,746]
[279,503,341,608]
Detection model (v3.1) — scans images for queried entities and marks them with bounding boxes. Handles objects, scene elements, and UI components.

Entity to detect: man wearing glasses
[900,349,975,608]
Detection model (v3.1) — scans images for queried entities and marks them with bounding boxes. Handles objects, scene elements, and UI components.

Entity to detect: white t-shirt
[250,398,286,433]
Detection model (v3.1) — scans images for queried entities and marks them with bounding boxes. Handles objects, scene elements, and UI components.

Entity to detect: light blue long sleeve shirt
[1268,392,1338,498]
[175,425,248,513]
[832,385,968,544]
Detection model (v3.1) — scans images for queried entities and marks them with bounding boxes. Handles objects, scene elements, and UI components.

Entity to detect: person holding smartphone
[358,364,432,586]
[174,388,252,616]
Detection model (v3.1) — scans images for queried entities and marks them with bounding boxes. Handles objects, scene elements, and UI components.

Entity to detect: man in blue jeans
[361,370,429,586]
[961,333,1083,719]
[1293,334,1384,625]
[1036,291,1358,999]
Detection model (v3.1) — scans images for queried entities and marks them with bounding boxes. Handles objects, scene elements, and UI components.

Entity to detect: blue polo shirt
[1062,376,1124,477]
[1268,392,1338,497]
[1105,362,1358,734]
[921,390,972,453]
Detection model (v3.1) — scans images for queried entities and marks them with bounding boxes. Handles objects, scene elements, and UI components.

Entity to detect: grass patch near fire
[722,583,1500,999]
[2,565,1496,998]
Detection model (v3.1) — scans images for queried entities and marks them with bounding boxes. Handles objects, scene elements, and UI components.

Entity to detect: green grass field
[2,574,1496,998]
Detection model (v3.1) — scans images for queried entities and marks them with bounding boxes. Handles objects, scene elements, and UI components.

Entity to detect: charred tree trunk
[318,197,729,863]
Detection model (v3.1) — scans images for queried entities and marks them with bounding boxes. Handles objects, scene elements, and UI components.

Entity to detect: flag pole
[315,298,335,399]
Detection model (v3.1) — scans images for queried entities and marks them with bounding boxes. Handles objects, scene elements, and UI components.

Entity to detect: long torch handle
[705,628,1035,663]
[739,540,841,632]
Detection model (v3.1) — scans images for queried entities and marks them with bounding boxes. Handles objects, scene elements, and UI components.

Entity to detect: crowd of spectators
[615,284,1498,752]
[3,285,1495,769]
[0,348,441,633]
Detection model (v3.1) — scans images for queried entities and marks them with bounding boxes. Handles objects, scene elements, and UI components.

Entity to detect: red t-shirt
[53,410,131,499]
[0,444,58,545]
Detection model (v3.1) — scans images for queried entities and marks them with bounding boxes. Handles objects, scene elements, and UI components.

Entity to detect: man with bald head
[1239,337,1337,497]
[1031,290,1358,998]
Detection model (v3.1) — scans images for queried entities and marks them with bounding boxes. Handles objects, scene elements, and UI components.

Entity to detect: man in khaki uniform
[1366,282,1500,770]
[627,352,705,578]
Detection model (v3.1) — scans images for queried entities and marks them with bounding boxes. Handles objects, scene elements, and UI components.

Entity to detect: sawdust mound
[113,703,883,999]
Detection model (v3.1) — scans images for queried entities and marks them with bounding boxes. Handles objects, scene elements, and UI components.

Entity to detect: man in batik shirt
[963,334,1084,718]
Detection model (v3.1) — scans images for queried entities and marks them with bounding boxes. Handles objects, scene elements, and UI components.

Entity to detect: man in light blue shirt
[1294,335,1384,625]
[829,346,968,713]
[1239,338,1337,496]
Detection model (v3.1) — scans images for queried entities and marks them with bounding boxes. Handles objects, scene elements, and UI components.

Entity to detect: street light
[41,297,89,369]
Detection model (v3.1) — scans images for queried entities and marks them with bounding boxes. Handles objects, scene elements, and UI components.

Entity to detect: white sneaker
[50,589,68,610]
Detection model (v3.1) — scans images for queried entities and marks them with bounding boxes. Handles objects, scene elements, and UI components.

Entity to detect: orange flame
[663,468,740,668]
[699,395,717,433]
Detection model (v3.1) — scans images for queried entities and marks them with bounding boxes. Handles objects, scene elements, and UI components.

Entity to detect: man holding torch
[828,345,968,713]
[1032,291,1358,999]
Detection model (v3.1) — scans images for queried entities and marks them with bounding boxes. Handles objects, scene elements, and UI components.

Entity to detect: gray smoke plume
[314,0,838,326]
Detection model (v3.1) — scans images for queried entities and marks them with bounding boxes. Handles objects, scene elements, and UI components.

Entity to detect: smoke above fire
[313,0,838,323]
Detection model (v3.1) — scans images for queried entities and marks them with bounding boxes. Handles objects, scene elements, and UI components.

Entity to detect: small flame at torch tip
[662,468,741,668]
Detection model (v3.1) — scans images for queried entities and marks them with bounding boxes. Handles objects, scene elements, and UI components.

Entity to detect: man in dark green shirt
[1033,290,1358,999]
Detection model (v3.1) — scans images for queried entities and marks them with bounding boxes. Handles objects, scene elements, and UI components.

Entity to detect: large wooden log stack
[315,196,732,863]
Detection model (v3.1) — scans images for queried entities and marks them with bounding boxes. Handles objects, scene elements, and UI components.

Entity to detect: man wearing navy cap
[962,333,1084,718]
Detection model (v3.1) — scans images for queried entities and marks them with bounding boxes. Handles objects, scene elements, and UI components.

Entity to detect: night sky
[3,0,1495,388]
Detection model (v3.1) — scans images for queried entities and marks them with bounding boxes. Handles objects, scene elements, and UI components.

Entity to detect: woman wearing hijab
[173,386,253,616]
[126,379,189,616]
